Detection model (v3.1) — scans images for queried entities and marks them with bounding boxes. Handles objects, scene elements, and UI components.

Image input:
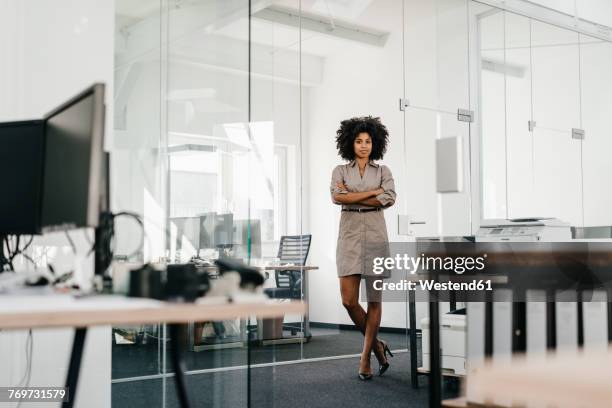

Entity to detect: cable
[15,330,33,408]
[16,330,33,386]
[1,236,15,272]
[64,231,77,254]
[1,235,35,272]
[111,212,145,259]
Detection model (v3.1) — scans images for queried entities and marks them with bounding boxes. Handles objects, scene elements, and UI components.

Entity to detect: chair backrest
[275,235,312,289]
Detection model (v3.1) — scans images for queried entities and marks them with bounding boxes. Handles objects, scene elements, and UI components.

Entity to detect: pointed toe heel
[377,339,394,376]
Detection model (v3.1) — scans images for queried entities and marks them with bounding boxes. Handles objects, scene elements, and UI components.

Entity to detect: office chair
[264,234,312,335]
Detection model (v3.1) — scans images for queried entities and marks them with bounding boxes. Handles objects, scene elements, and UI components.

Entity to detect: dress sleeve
[376,165,396,207]
[330,165,348,205]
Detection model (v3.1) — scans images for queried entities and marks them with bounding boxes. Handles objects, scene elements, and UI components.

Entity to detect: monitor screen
[215,213,234,247]
[40,84,105,231]
[232,219,262,260]
[0,120,45,234]
[171,217,201,251]
[199,212,217,249]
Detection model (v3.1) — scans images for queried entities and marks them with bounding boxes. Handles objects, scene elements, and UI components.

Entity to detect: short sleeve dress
[330,160,396,280]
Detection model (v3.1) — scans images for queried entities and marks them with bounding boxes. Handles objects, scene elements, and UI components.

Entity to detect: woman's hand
[333,182,384,205]
[338,182,383,197]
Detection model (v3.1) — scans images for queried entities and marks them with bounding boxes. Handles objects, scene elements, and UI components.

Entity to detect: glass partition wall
[475,1,612,228]
[111,0,480,406]
[112,2,167,406]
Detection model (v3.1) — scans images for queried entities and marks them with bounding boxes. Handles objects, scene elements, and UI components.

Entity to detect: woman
[330,116,396,380]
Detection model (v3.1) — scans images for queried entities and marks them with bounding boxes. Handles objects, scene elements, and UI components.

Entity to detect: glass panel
[531,21,582,226]
[478,8,585,227]
[404,0,439,110]
[164,0,250,406]
[249,0,305,370]
[505,13,535,219]
[504,13,535,218]
[405,0,472,237]
[299,0,407,384]
[440,117,473,236]
[112,1,165,405]
[436,0,471,114]
[580,35,612,226]
[478,7,507,220]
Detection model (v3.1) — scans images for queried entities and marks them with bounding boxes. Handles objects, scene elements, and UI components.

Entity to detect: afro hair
[335,116,389,161]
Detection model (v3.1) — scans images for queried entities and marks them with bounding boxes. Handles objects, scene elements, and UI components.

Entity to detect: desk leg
[485,301,493,357]
[429,295,441,408]
[577,293,584,347]
[607,289,612,342]
[449,290,456,313]
[512,301,526,353]
[546,293,556,350]
[169,324,192,408]
[63,328,87,408]
[409,289,418,389]
[302,271,311,339]
[247,325,252,408]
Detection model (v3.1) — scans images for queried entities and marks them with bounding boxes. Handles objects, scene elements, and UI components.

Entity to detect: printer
[422,218,572,379]
[475,217,571,242]
[421,309,467,376]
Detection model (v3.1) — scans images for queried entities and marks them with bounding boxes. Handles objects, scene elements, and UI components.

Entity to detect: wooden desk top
[466,348,612,408]
[0,293,306,330]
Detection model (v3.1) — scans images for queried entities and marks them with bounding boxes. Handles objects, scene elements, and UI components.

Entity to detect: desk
[0,294,306,408]
[466,349,612,407]
[423,245,612,407]
[263,265,318,340]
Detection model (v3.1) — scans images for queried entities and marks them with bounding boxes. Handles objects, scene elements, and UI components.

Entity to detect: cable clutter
[127,258,265,302]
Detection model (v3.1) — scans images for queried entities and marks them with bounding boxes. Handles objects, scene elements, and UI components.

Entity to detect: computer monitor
[215,213,234,247]
[0,120,45,235]
[232,219,262,260]
[199,212,217,249]
[170,217,201,250]
[40,83,106,231]
[198,212,235,249]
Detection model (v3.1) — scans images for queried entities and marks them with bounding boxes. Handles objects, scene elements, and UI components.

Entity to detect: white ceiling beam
[169,33,324,86]
[253,5,389,48]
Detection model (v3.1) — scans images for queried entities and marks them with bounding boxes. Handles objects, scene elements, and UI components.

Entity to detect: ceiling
[116,0,398,59]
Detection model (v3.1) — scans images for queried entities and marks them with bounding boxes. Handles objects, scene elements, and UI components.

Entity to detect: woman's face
[353,132,372,160]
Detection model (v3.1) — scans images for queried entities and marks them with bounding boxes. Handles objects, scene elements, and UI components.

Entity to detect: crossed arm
[333,182,384,207]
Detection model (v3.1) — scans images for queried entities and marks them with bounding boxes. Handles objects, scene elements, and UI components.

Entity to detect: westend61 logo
[372,253,488,275]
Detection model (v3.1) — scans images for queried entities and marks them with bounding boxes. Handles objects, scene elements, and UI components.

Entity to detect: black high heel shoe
[377,339,394,376]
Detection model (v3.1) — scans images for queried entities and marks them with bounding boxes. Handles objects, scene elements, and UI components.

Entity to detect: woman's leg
[362,301,382,367]
[340,276,385,367]
[340,275,366,331]
[340,275,371,374]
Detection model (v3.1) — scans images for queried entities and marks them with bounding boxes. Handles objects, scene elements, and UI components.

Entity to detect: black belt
[342,208,381,213]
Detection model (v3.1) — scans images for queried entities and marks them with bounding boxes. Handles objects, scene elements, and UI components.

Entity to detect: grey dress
[330,160,396,279]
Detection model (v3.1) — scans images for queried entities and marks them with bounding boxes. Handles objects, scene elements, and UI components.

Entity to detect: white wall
[0,1,114,406]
